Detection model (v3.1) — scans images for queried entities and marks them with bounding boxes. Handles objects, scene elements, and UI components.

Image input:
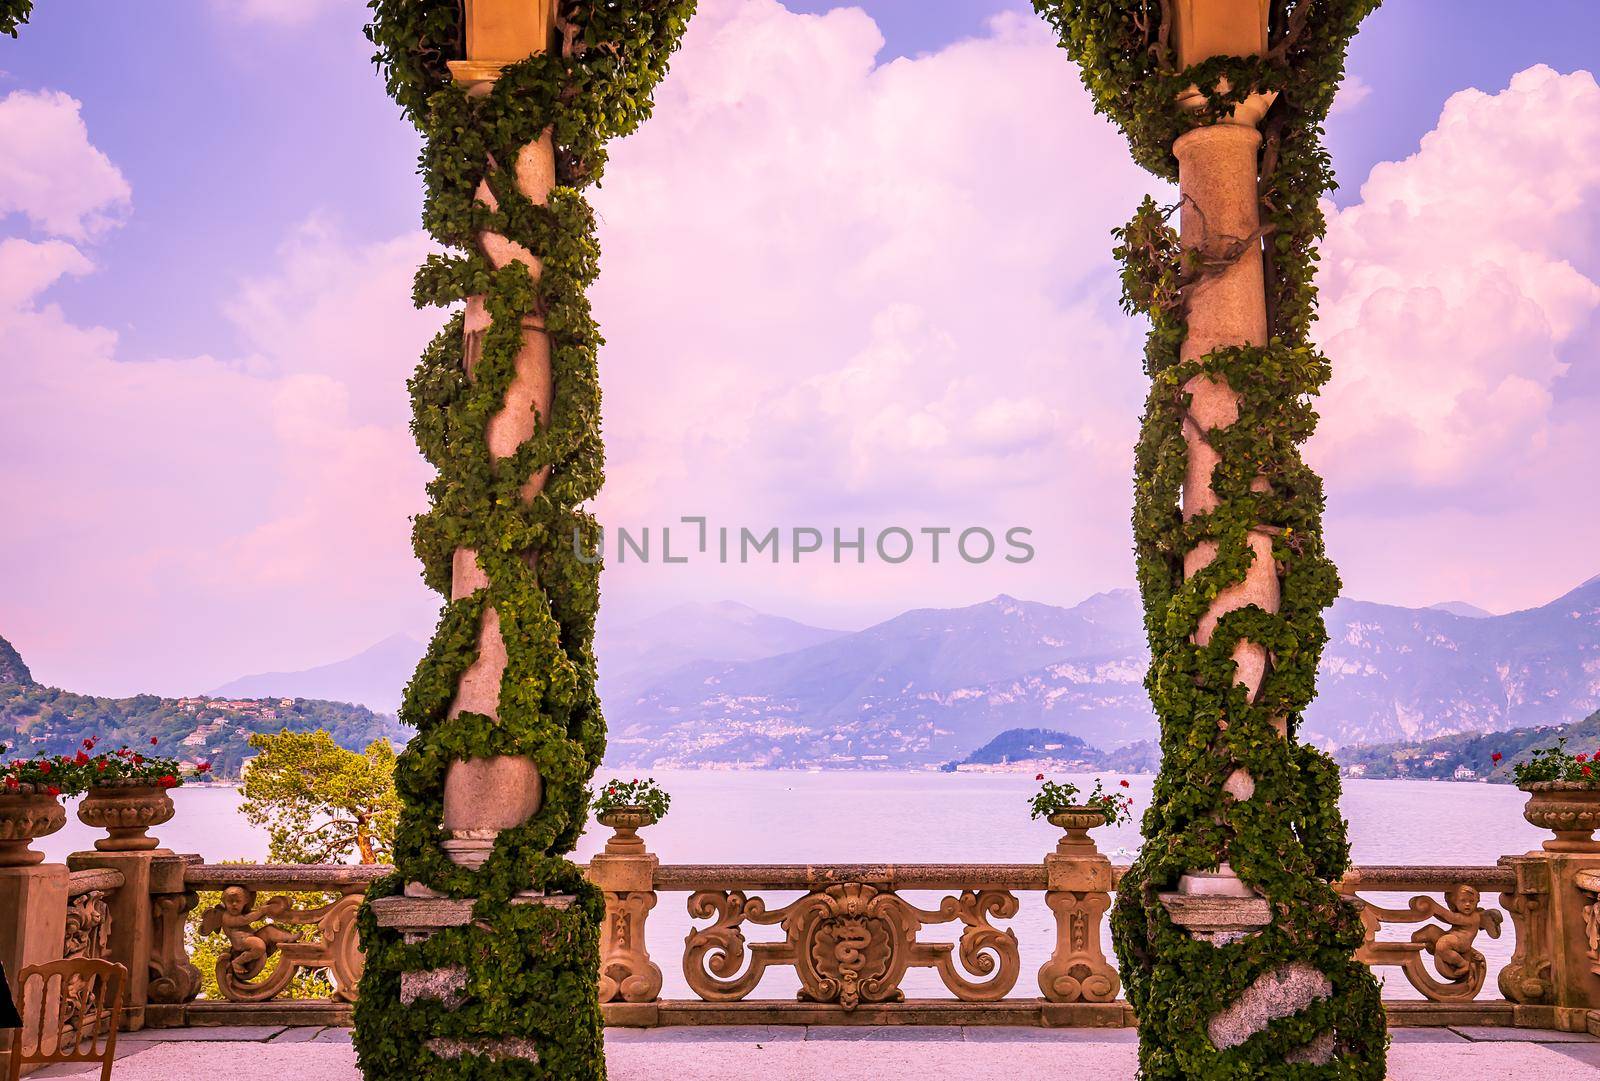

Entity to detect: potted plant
[591,777,670,855]
[75,738,211,852]
[1028,775,1135,854]
[1510,739,1600,852]
[0,741,96,866]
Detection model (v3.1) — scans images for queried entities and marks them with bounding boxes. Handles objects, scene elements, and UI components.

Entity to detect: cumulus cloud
[1313,64,1600,608]
[0,107,439,693]
[1315,65,1600,496]
[585,0,1158,618]
[9,0,1600,691]
[0,90,130,240]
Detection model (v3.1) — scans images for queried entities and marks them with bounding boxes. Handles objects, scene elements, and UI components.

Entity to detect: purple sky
[2,0,1598,696]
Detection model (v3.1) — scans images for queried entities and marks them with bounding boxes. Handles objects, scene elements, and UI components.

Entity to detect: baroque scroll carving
[149,890,203,1004]
[63,891,111,961]
[200,884,365,1003]
[1353,884,1502,1002]
[1499,888,1553,1003]
[684,882,1018,1010]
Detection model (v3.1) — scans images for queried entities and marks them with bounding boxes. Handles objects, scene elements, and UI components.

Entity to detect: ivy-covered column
[1032,1,1386,1076]
[356,3,693,1079]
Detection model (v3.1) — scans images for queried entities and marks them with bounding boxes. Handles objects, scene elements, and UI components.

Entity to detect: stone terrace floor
[27,1025,1600,1080]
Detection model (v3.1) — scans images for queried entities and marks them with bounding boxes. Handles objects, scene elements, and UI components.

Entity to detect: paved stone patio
[23,1025,1600,1079]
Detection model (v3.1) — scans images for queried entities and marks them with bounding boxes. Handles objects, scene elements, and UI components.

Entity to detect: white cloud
[0,91,130,240]
[585,0,1159,620]
[1315,65,1600,494]
[1330,74,1373,116]
[1312,64,1600,609]
[0,98,439,693]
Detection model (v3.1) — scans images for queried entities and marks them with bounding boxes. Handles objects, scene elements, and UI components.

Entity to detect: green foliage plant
[354,4,695,1079]
[0,0,31,38]
[1027,775,1135,826]
[590,776,669,819]
[1029,1,1386,1076]
[1511,738,1600,787]
[2,737,208,796]
[239,729,399,864]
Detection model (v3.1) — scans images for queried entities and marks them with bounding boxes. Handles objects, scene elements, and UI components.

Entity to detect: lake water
[38,772,1544,1002]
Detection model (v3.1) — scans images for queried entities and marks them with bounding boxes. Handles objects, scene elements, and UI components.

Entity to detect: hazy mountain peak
[0,634,32,686]
[1428,601,1494,619]
[209,634,426,715]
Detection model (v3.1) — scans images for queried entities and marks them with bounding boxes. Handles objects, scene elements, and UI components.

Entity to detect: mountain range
[175,575,1600,769]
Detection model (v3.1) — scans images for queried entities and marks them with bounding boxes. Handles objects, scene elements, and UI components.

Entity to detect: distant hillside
[1336,709,1600,783]
[0,635,31,685]
[1,638,402,778]
[604,576,1600,768]
[953,727,1160,774]
[598,601,845,702]
[211,634,426,716]
[204,603,845,716]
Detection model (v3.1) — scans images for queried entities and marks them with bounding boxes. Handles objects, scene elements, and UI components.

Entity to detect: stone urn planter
[77,778,176,851]
[597,806,656,855]
[1521,782,1600,852]
[0,785,68,867]
[1047,806,1112,855]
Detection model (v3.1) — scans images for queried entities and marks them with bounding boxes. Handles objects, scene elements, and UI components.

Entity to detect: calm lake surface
[39,772,1542,1001]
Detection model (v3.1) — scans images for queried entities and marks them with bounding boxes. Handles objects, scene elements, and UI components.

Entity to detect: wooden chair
[5,957,125,1081]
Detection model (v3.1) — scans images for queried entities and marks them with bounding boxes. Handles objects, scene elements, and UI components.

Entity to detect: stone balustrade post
[0,860,68,1065]
[143,853,202,1025]
[586,813,662,1026]
[66,848,158,1030]
[1037,817,1120,1022]
[1500,852,1600,1032]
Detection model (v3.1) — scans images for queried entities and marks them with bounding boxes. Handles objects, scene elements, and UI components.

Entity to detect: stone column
[434,5,558,873]
[1164,1,1277,908]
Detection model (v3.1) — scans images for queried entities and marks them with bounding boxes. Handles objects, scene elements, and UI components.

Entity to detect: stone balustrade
[110,853,1581,1030]
[5,815,1600,1046]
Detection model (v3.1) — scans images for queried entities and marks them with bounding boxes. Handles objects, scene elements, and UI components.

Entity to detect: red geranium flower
[96,761,107,772]
[132,755,144,766]
[196,761,211,773]
[1120,779,1130,788]
[3,777,17,790]
[150,737,159,746]
[74,751,90,765]
[47,786,60,797]
[1035,773,1044,781]
[1491,752,1502,763]
[157,775,178,789]
[38,762,50,775]
[1578,754,1589,763]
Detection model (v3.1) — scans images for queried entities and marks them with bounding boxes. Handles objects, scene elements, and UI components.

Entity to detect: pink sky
[1,1,1597,696]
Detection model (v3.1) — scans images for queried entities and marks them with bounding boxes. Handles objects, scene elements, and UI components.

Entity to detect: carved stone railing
[185,864,384,1004]
[670,866,1030,1008]
[1336,866,1514,1003]
[134,855,1542,1026]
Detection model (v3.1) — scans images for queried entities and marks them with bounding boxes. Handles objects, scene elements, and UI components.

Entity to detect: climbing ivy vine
[0,1,32,38]
[353,3,693,1079]
[1030,1,1385,1077]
